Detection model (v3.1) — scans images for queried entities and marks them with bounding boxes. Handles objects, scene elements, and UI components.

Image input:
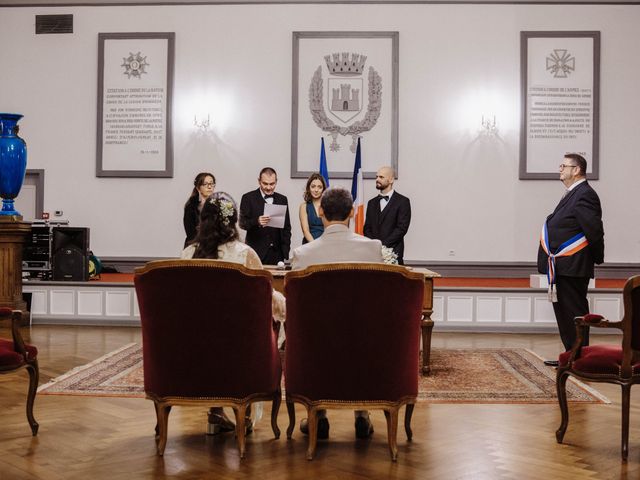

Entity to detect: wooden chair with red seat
[556,275,640,460]
[0,307,39,436]
[134,259,282,458]
[284,263,424,461]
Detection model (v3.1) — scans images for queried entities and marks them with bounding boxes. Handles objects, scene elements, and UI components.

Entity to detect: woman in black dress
[183,172,215,247]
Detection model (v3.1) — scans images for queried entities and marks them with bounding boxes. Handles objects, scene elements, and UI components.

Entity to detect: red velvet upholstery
[134,259,282,457]
[630,287,640,351]
[555,275,640,460]
[0,338,38,367]
[559,345,640,376]
[283,263,424,460]
[0,307,39,435]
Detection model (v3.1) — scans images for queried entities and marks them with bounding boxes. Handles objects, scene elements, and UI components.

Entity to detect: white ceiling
[1,0,638,7]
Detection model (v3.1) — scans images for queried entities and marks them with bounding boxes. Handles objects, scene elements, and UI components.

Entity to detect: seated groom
[291,186,383,440]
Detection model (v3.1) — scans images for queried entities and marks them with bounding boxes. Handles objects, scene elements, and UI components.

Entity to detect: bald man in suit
[364,166,411,264]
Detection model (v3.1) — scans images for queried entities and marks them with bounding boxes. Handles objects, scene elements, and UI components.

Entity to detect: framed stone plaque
[291,31,399,179]
[520,31,600,180]
[97,32,175,178]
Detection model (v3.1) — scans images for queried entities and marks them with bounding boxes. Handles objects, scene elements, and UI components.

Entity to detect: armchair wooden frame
[135,259,282,458]
[556,275,640,460]
[285,395,416,461]
[0,308,39,436]
[284,263,424,461]
[149,391,281,458]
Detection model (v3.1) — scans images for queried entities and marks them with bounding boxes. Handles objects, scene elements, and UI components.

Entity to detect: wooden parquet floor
[1,325,639,480]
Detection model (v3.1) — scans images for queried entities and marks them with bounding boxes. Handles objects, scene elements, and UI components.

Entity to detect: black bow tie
[378,195,389,201]
[264,194,274,200]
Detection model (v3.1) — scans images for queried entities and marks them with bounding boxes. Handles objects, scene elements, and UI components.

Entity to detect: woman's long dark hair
[303,172,327,203]
[185,172,216,208]
[192,192,239,259]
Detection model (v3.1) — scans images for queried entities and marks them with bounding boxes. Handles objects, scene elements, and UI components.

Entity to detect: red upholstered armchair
[134,259,282,458]
[556,275,640,460]
[0,307,39,435]
[284,263,424,461]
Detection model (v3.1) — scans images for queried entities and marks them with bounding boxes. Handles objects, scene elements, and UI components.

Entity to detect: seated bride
[181,191,286,434]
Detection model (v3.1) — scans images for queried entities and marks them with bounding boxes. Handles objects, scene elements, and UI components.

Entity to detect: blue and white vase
[0,113,27,216]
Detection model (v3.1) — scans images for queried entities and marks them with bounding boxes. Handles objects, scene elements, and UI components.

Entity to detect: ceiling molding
[2,0,640,7]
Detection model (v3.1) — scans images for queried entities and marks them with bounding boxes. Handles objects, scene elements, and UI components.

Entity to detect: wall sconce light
[481,115,498,136]
[194,114,211,131]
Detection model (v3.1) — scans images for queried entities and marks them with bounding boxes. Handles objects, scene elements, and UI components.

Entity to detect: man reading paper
[239,167,292,265]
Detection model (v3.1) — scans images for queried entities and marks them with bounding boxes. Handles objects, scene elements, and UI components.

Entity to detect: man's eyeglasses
[202,182,215,187]
[559,164,578,170]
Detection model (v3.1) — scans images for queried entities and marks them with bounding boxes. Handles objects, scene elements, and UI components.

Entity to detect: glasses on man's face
[202,182,215,187]
[559,164,577,170]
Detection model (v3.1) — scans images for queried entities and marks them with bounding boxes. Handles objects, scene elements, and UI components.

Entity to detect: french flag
[319,137,330,187]
[350,137,364,235]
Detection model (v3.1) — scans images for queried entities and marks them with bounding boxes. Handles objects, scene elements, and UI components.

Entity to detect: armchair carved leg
[154,404,171,438]
[555,370,570,443]
[286,400,296,439]
[232,404,248,459]
[384,408,400,461]
[26,361,39,436]
[271,391,281,439]
[421,317,434,375]
[306,407,319,460]
[621,383,631,461]
[404,403,414,441]
[155,402,171,456]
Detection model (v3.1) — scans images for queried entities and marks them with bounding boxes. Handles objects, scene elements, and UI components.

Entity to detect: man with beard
[363,166,411,264]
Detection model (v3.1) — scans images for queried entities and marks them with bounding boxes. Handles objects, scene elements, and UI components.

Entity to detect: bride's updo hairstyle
[192,192,239,259]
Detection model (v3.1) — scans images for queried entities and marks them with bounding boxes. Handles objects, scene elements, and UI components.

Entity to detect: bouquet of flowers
[381,246,398,265]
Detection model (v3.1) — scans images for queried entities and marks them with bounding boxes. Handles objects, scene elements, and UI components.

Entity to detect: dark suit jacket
[239,188,291,262]
[363,191,411,264]
[183,196,200,247]
[537,181,604,278]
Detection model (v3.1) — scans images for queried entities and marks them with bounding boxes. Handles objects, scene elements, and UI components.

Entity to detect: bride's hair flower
[209,196,236,225]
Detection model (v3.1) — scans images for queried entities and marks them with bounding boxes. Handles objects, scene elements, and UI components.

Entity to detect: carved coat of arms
[308,52,382,153]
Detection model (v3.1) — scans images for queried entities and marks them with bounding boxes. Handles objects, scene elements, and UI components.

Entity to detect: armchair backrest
[134,259,280,399]
[284,263,424,402]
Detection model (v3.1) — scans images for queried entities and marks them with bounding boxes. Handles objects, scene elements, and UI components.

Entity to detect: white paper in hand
[263,203,287,229]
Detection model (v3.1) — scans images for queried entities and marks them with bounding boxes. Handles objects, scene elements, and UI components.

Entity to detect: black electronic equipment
[22,226,53,279]
[52,227,90,281]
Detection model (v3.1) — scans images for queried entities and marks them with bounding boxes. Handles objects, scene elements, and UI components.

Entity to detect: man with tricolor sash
[537,153,605,366]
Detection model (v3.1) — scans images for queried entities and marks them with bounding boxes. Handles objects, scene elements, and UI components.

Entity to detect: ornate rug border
[524,348,611,404]
[38,343,145,398]
[38,344,610,404]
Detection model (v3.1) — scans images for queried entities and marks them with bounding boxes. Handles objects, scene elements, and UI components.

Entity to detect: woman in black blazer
[183,172,215,247]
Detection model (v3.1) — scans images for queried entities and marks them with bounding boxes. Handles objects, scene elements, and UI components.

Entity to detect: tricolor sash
[540,222,589,302]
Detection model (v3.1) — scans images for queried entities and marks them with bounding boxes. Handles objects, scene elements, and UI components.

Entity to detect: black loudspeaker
[52,227,90,281]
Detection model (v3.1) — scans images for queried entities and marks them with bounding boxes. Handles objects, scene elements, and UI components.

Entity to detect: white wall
[1,4,639,262]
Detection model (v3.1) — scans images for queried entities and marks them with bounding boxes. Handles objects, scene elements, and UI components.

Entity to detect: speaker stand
[0,216,31,325]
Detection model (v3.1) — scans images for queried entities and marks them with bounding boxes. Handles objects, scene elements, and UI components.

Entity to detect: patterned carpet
[38,343,608,404]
